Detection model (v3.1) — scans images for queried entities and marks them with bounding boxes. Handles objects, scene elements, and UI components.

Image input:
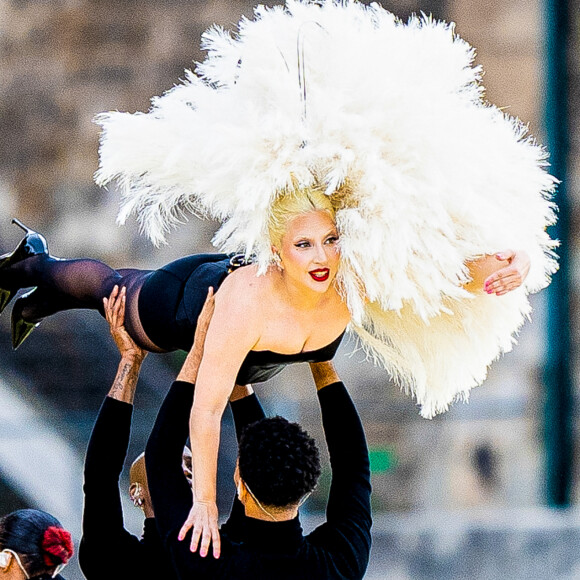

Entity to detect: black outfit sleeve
[79,397,142,577]
[306,382,372,579]
[145,380,195,539]
[231,393,266,440]
[146,382,268,576]
[146,380,228,577]
[221,393,267,538]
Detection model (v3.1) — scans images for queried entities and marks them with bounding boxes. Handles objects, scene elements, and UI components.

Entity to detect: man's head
[235,416,321,518]
[130,447,193,516]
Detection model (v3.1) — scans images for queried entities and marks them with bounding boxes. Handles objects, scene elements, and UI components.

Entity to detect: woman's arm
[177,277,262,559]
[464,250,530,295]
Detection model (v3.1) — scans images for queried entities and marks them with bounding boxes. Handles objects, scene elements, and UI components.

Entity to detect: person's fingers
[117,287,126,324]
[110,284,119,302]
[488,277,524,295]
[485,272,522,294]
[212,528,221,559]
[486,280,519,295]
[178,519,192,542]
[106,285,119,323]
[485,264,523,287]
[190,525,202,553]
[199,528,212,558]
[110,287,127,329]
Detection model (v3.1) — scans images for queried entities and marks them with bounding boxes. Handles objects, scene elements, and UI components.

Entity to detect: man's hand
[104,286,147,403]
[177,288,215,383]
[104,285,147,362]
[483,249,530,296]
[178,499,221,559]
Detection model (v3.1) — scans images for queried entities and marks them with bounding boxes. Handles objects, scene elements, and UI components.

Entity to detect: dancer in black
[78,285,174,579]
[0,508,73,579]
[146,347,372,579]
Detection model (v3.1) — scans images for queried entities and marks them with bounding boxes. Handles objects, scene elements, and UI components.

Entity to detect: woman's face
[277,210,340,293]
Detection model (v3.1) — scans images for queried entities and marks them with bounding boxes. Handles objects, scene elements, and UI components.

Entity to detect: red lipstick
[309,268,330,282]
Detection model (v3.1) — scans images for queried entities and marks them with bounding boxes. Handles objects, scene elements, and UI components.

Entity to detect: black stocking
[0,255,121,307]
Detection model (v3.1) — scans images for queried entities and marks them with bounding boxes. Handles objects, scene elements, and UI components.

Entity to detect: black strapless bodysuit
[138,254,345,384]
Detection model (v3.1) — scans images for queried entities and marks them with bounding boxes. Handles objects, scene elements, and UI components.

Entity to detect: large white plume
[95,0,557,417]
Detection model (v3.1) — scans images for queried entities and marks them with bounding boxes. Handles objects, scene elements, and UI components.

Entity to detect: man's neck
[244,499,297,522]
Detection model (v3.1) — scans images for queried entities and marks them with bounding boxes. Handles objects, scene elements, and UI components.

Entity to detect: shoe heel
[12,317,39,350]
[0,288,15,315]
[11,288,41,349]
[12,218,34,235]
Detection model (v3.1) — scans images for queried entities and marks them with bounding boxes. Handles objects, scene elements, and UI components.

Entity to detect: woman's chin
[304,276,334,293]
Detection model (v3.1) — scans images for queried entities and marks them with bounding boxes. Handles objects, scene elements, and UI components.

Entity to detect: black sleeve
[220,393,266,538]
[145,380,195,542]
[231,393,266,441]
[146,381,231,578]
[79,397,142,576]
[306,382,372,579]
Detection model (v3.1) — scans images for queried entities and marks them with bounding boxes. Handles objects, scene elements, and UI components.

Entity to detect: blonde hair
[268,187,337,248]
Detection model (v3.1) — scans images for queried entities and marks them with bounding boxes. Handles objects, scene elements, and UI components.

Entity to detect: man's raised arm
[307,361,372,580]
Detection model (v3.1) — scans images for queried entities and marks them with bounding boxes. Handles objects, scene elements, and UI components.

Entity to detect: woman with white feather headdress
[0,0,556,555]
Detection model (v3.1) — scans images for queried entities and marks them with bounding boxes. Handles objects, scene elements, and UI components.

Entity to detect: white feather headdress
[95,0,557,417]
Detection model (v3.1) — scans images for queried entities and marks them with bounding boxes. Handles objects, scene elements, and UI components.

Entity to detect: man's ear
[237,479,248,503]
[129,482,143,506]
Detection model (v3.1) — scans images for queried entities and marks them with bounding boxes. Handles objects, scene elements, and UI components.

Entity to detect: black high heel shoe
[0,219,49,316]
[11,288,41,350]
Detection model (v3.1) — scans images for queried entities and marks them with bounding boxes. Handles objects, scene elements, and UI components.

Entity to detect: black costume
[145,380,372,580]
[79,397,176,580]
[138,254,345,383]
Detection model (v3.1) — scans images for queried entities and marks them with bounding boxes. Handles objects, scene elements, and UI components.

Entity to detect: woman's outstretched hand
[104,285,147,361]
[483,249,530,296]
[178,499,220,558]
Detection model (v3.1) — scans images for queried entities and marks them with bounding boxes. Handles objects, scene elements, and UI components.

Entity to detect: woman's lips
[309,268,330,282]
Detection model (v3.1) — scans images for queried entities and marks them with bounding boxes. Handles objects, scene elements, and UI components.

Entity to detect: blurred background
[0,0,577,578]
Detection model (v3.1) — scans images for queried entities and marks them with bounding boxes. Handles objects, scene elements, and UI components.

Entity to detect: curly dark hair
[238,416,321,507]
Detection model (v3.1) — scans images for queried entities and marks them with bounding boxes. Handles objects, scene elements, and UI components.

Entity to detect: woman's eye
[295,241,310,248]
[325,236,339,244]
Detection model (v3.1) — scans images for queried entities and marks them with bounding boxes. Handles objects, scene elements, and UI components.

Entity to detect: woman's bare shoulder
[215,264,272,308]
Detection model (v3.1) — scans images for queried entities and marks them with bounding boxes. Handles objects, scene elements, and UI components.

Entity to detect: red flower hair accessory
[41,526,74,567]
